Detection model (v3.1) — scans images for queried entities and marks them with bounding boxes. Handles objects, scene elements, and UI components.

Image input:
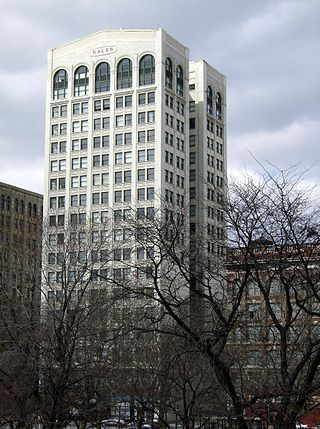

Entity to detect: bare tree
[117,167,320,429]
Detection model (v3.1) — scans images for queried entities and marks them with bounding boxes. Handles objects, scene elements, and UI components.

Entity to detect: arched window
[53,69,68,100]
[207,86,213,115]
[117,58,132,90]
[165,58,173,90]
[14,199,19,213]
[95,62,110,93]
[0,195,4,209]
[28,203,32,217]
[139,54,155,86]
[33,204,37,217]
[74,66,89,96]
[6,196,11,210]
[20,200,24,214]
[176,65,184,97]
[216,92,222,120]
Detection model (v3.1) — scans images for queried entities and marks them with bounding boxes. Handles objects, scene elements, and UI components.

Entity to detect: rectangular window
[138,93,146,105]
[102,172,109,185]
[138,188,145,200]
[71,195,78,207]
[58,196,65,208]
[147,111,155,123]
[50,197,57,209]
[80,138,88,150]
[124,132,132,145]
[116,96,123,108]
[147,129,155,142]
[115,171,122,184]
[80,175,87,187]
[124,189,131,202]
[92,174,100,186]
[51,160,58,172]
[147,187,154,200]
[124,170,132,183]
[147,168,154,180]
[81,120,88,131]
[102,117,110,129]
[60,123,67,135]
[80,157,87,168]
[94,118,101,130]
[102,154,109,166]
[73,121,80,133]
[138,131,145,143]
[59,159,66,171]
[59,141,66,153]
[59,178,65,189]
[115,134,123,146]
[138,112,145,124]
[138,150,145,162]
[147,148,155,161]
[114,190,122,203]
[138,169,145,181]
[51,142,58,154]
[50,179,57,190]
[52,106,60,117]
[81,102,88,114]
[93,155,100,167]
[51,124,59,136]
[190,135,196,147]
[125,95,132,107]
[72,139,80,150]
[116,115,123,127]
[148,92,155,104]
[124,151,132,163]
[79,194,87,206]
[93,136,101,149]
[92,193,100,205]
[101,192,108,204]
[115,153,123,164]
[71,176,79,188]
[94,100,101,111]
[102,135,110,147]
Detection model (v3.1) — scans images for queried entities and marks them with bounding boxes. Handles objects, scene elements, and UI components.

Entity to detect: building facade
[0,182,42,348]
[44,28,226,299]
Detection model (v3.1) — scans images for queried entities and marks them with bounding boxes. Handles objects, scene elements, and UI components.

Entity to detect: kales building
[44,28,226,301]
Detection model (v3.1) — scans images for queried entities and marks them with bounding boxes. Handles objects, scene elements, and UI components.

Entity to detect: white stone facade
[44,29,226,297]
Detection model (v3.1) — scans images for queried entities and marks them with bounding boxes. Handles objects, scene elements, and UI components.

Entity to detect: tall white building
[44,29,226,298]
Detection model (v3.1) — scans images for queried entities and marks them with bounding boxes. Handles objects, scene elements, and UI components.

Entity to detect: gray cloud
[0,0,319,193]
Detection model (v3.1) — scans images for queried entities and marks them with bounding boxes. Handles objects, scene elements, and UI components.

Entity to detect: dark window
[117,58,132,89]
[216,92,222,120]
[165,58,173,89]
[95,62,110,93]
[53,69,68,100]
[176,65,184,96]
[207,86,213,115]
[74,66,89,96]
[139,54,155,86]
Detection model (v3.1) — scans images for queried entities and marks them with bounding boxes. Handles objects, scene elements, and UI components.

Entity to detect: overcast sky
[0,0,319,194]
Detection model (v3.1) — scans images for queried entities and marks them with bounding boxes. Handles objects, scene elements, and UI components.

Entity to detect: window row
[53,55,156,99]
[51,130,155,154]
[51,93,157,118]
[0,196,39,217]
[165,151,184,169]
[164,170,185,189]
[165,94,185,115]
